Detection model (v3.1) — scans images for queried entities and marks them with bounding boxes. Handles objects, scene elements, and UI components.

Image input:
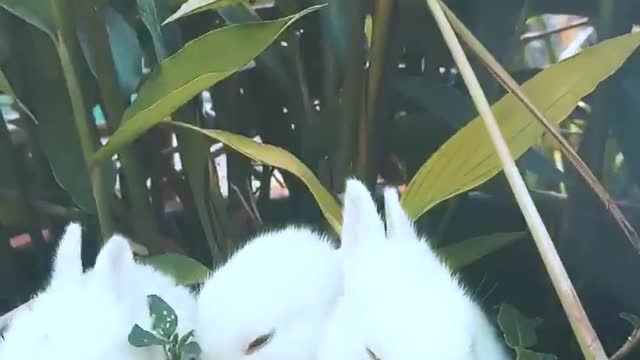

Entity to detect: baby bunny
[195,226,342,360]
[317,179,510,360]
[0,223,197,360]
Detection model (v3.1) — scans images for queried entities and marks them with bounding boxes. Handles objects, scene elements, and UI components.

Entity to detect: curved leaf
[78,7,144,98]
[172,122,343,233]
[498,303,540,349]
[138,253,211,286]
[402,31,640,219]
[163,0,247,24]
[93,4,325,164]
[438,232,525,270]
[0,0,55,39]
[0,68,35,121]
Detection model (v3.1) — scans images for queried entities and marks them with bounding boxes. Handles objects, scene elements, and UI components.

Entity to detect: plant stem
[49,0,114,240]
[424,0,606,358]
[76,1,162,250]
[440,2,640,252]
[333,0,367,191]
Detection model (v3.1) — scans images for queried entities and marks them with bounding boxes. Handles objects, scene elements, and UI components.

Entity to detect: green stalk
[358,0,395,187]
[424,1,606,358]
[440,2,639,249]
[76,1,162,250]
[333,0,367,191]
[49,0,114,239]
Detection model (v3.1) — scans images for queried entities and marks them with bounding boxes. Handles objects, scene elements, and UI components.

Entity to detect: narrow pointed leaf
[163,0,248,24]
[402,32,640,219]
[93,5,325,164]
[172,122,342,232]
[138,253,211,286]
[0,0,55,39]
[438,232,526,270]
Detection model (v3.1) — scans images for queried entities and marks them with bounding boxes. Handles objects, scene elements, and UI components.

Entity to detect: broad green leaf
[164,0,249,24]
[148,294,178,338]
[138,253,211,285]
[128,324,170,347]
[438,232,525,270]
[402,31,640,219]
[515,348,558,360]
[0,0,55,39]
[498,303,541,349]
[93,5,325,164]
[172,123,343,233]
[18,27,115,213]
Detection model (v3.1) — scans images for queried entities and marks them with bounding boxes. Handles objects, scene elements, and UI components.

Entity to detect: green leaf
[0,0,55,39]
[138,253,211,286]
[148,294,178,339]
[78,7,144,98]
[498,303,541,349]
[0,66,34,121]
[177,330,195,350]
[515,348,558,360]
[128,324,170,347]
[164,0,249,24]
[172,123,343,233]
[137,0,180,61]
[180,341,202,360]
[17,27,115,214]
[401,31,640,220]
[620,312,640,329]
[92,4,325,164]
[174,127,221,259]
[438,232,526,270]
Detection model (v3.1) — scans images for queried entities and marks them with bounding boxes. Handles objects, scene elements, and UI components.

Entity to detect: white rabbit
[317,179,510,360]
[195,226,342,360]
[0,223,197,360]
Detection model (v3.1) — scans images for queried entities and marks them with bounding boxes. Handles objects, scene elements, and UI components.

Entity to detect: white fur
[195,226,342,360]
[0,223,197,360]
[317,179,510,360]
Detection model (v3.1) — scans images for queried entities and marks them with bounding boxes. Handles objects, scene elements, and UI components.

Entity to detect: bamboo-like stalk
[50,0,114,239]
[77,1,162,250]
[440,2,640,252]
[423,0,606,358]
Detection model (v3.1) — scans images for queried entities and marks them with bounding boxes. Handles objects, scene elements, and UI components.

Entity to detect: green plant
[2,0,640,358]
[128,294,202,360]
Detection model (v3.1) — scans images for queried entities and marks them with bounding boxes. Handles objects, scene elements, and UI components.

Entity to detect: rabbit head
[0,223,196,360]
[318,179,507,360]
[195,226,342,360]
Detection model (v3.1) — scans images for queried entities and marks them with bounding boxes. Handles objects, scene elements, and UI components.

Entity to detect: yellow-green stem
[424,0,606,358]
[50,0,114,239]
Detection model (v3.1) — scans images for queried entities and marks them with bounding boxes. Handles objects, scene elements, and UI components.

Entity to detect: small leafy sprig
[128,294,201,360]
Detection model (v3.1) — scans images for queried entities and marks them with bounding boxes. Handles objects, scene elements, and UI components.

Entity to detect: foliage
[128,294,202,360]
[1,0,640,357]
[498,303,558,359]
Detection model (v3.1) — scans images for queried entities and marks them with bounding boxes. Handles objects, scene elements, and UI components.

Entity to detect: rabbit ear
[92,234,137,298]
[384,187,416,240]
[340,178,385,255]
[50,222,83,286]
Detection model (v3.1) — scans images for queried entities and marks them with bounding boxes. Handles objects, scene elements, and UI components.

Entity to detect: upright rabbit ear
[384,187,415,240]
[50,222,83,286]
[92,234,136,298]
[340,178,385,255]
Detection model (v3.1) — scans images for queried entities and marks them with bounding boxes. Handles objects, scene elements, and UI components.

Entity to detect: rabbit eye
[367,347,381,360]
[245,330,275,354]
